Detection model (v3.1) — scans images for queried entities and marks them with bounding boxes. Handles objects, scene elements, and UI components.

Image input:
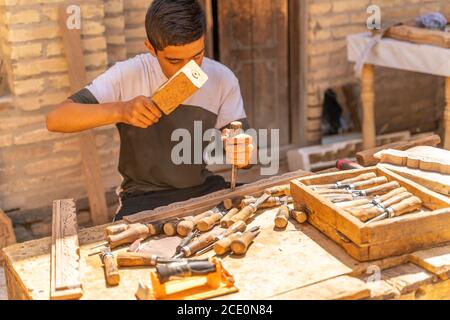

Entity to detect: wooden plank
[0,209,16,263]
[124,169,311,224]
[50,199,82,300]
[381,263,436,295]
[409,245,450,280]
[272,275,370,300]
[386,23,450,49]
[58,6,108,225]
[356,134,442,167]
[361,64,376,150]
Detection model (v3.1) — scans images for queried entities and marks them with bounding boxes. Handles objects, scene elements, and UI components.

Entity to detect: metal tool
[229,121,243,191]
[364,196,422,224]
[173,230,199,258]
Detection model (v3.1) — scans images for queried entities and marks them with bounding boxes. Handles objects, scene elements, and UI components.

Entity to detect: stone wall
[306,0,450,143]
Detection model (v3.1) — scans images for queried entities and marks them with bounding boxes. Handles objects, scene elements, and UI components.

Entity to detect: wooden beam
[50,199,82,300]
[289,0,308,147]
[0,209,16,263]
[124,169,311,224]
[58,6,109,225]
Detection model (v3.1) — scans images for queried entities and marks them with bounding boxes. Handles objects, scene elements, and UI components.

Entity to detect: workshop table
[3,201,450,300]
[347,32,450,150]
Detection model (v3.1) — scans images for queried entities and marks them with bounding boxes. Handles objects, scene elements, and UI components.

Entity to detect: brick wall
[306,0,450,143]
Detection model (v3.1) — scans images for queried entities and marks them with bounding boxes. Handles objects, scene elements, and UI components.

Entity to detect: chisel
[116,251,202,267]
[173,230,199,258]
[264,184,291,197]
[349,192,413,221]
[364,196,423,224]
[176,208,219,237]
[231,193,271,224]
[322,181,401,203]
[230,227,261,255]
[220,208,240,228]
[309,172,377,189]
[229,121,243,191]
[274,198,290,229]
[213,232,243,255]
[196,206,228,232]
[163,219,181,237]
[106,223,150,249]
[335,187,407,209]
[100,247,120,286]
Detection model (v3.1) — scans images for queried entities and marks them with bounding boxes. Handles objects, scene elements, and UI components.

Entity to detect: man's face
[145,35,206,79]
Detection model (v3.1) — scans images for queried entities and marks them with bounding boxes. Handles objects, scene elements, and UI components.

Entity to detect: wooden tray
[290,166,450,261]
[385,18,450,48]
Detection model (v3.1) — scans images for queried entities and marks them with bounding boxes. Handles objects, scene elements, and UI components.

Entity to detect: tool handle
[116,251,157,267]
[107,224,149,249]
[381,192,413,209]
[147,222,164,236]
[231,205,255,223]
[379,187,407,202]
[102,253,120,286]
[323,194,354,202]
[231,230,259,255]
[182,232,217,257]
[163,219,180,236]
[197,212,223,232]
[264,184,290,197]
[290,210,307,224]
[177,219,195,237]
[352,176,387,189]
[156,260,216,284]
[214,233,242,255]
[390,196,422,217]
[225,220,247,236]
[105,223,129,236]
[341,172,377,184]
[363,181,400,196]
[220,208,239,228]
[274,205,290,229]
[335,198,371,209]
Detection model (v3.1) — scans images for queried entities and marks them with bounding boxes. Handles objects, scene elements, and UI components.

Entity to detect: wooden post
[0,209,16,263]
[444,77,450,150]
[361,64,376,150]
[58,7,109,225]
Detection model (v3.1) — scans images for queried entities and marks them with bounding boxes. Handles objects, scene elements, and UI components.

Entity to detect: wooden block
[50,199,83,300]
[273,275,370,300]
[409,245,450,280]
[381,263,436,295]
[386,23,450,49]
[151,60,208,115]
[0,209,16,263]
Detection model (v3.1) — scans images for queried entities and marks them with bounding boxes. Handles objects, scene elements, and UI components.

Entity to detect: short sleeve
[84,63,122,103]
[214,77,247,129]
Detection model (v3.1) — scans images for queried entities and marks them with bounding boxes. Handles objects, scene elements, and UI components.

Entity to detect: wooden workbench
[3,202,450,300]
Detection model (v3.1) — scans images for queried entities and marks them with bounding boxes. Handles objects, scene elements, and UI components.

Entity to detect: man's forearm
[46,100,124,133]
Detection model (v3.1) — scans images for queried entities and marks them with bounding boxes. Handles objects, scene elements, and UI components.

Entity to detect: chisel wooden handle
[117,251,158,267]
[290,210,307,223]
[359,181,400,196]
[274,205,290,229]
[264,184,290,197]
[220,208,239,228]
[177,210,214,236]
[147,222,164,236]
[350,176,388,190]
[197,212,223,232]
[351,192,412,221]
[163,219,181,236]
[225,220,247,235]
[231,230,260,255]
[388,196,422,217]
[231,205,256,223]
[214,233,242,255]
[101,252,120,286]
[105,223,129,236]
[240,196,289,209]
[107,223,150,249]
[181,232,217,257]
[310,172,377,189]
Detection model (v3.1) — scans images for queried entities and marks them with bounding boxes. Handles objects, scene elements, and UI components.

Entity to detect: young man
[46,0,253,220]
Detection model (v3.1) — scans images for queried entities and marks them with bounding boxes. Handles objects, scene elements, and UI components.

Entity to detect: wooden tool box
[290,166,450,262]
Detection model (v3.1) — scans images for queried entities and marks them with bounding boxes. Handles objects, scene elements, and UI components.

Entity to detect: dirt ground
[0,266,7,300]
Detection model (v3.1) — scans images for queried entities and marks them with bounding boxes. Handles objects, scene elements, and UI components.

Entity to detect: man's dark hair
[145,0,206,51]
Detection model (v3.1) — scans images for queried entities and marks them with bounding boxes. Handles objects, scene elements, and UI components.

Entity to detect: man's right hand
[120,96,162,128]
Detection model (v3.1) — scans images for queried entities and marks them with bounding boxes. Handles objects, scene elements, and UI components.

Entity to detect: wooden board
[380,163,450,196]
[58,6,108,225]
[50,199,82,300]
[291,166,450,261]
[0,209,16,263]
[409,244,450,280]
[376,147,450,174]
[386,23,450,49]
[124,169,311,224]
[356,134,441,167]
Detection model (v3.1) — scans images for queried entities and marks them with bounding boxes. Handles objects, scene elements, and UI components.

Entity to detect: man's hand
[120,96,162,128]
[222,129,254,169]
